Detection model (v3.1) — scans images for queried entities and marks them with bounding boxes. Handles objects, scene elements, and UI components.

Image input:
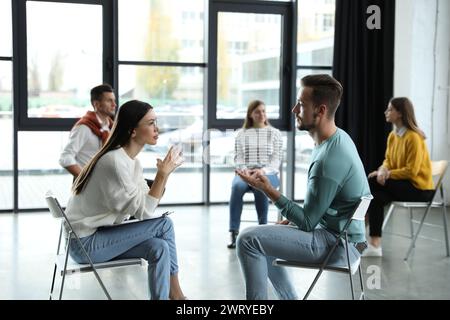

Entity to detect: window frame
[14,0,114,131]
[208,0,295,131]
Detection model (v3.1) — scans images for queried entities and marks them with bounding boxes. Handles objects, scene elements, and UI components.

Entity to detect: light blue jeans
[236,224,361,300]
[229,174,280,232]
[69,216,178,300]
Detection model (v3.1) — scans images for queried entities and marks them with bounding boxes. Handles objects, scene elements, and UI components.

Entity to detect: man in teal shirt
[236,74,371,300]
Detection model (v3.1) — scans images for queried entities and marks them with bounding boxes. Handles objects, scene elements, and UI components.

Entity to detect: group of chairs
[46,161,449,300]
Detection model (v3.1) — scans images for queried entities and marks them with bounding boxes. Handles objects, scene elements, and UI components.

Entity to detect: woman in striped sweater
[228,100,283,248]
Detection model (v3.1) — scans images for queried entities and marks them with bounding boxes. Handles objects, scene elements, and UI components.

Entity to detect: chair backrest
[431,160,448,192]
[45,191,64,218]
[45,191,75,236]
[352,196,373,221]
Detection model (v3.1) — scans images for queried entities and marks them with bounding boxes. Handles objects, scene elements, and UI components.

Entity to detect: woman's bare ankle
[370,237,382,248]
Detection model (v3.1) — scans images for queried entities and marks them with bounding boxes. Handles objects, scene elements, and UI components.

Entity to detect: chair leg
[409,208,415,242]
[348,272,355,300]
[59,247,71,300]
[358,265,365,300]
[442,204,450,257]
[344,240,355,300]
[303,268,324,300]
[405,205,432,261]
[50,225,64,300]
[75,238,112,300]
[382,204,395,231]
[49,263,58,300]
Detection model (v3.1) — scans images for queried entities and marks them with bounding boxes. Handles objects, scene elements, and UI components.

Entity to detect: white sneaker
[362,244,382,257]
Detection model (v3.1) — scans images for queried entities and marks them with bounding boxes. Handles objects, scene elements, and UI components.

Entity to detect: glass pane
[209,130,236,203]
[297,0,336,66]
[119,65,204,203]
[18,131,73,209]
[0,61,13,210]
[294,69,331,200]
[0,0,12,56]
[26,2,102,118]
[119,0,205,63]
[217,12,282,120]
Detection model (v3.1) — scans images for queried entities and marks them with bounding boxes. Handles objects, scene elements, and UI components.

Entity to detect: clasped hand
[368,167,390,186]
[236,168,270,192]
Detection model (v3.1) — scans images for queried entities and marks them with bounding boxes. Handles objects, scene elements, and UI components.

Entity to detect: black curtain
[333,0,395,173]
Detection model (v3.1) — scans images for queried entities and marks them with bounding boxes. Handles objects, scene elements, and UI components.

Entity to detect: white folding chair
[46,191,147,300]
[273,196,373,300]
[381,160,450,261]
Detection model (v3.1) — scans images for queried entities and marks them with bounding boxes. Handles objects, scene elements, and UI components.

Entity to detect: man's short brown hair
[90,84,113,105]
[301,74,343,118]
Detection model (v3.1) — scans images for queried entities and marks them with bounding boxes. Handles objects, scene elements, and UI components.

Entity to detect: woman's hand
[376,167,390,186]
[368,171,378,179]
[156,146,184,176]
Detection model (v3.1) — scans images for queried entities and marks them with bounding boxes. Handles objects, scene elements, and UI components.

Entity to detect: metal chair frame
[46,192,147,300]
[273,196,373,300]
[381,160,450,261]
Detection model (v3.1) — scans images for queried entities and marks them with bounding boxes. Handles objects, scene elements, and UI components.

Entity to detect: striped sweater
[234,126,282,175]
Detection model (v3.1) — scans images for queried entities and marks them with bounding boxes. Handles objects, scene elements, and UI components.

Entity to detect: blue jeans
[229,174,280,232]
[69,217,178,300]
[236,224,361,300]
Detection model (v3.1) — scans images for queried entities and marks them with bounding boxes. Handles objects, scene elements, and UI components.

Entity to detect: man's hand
[248,168,265,176]
[236,169,282,203]
[236,169,271,193]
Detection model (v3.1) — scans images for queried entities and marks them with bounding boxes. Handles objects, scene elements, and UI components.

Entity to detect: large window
[16,0,106,130]
[118,0,206,203]
[0,0,13,211]
[18,132,72,208]
[25,2,102,120]
[119,0,204,63]
[3,0,336,211]
[297,0,335,67]
[216,12,282,119]
[208,1,293,130]
[0,62,13,210]
[0,0,12,57]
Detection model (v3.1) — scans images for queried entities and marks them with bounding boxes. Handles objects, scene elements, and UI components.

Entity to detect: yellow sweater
[382,130,433,190]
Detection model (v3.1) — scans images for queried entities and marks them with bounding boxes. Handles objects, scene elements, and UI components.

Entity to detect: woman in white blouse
[65,100,186,300]
[228,100,282,249]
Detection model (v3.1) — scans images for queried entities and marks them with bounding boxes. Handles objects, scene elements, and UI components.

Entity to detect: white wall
[394,0,450,200]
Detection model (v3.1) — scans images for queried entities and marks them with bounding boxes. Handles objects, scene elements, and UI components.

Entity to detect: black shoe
[227,231,239,249]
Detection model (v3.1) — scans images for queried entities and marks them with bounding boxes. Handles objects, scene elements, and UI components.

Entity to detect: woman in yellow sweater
[363,97,434,257]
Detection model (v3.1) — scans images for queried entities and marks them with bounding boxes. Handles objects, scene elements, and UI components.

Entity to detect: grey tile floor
[1,204,449,300]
